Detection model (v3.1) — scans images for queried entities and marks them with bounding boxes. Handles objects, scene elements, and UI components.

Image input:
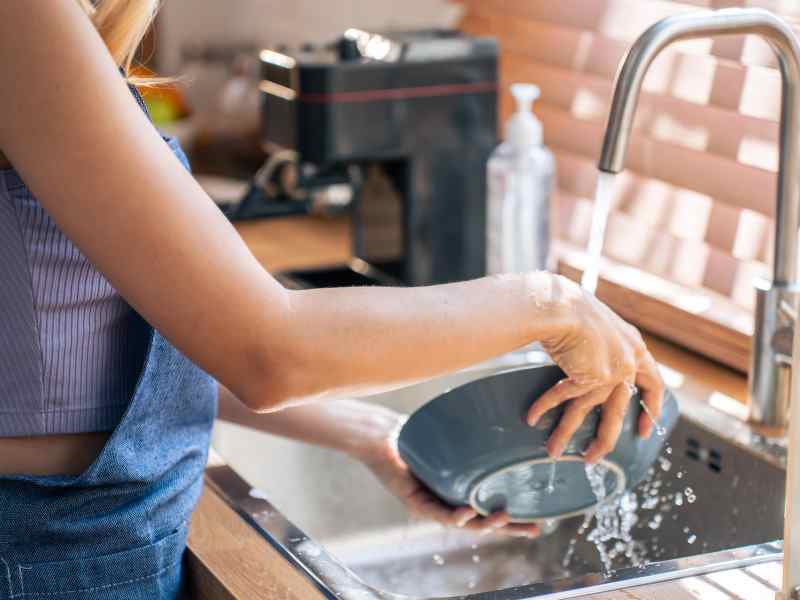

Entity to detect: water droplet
[472,554,480,563]
[642,496,659,510]
[639,401,666,436]
[432,554,445,566]
[648,514,663,530]
[674,493,684,507]
[687,534,697,544]
[298,542,321,557]
[248,487,270,501]
[683,526,691,534]
[545,459,557,494]
[666,446,673,455]
[676,471,684,479]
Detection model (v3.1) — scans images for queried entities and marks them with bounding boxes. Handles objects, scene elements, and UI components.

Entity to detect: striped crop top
[0,82,190,436]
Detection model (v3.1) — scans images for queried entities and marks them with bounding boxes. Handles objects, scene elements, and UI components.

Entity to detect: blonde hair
[78,0,162,84]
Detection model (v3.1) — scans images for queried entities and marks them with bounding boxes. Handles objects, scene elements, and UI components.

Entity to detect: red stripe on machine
[298,81,497,103]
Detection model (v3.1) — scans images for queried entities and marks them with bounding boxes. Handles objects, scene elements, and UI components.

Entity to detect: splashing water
[581,463,646,574]
[561,446,700,576]
[581,172,617,294]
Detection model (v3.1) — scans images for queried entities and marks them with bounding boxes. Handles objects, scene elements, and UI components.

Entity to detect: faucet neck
[598,8,800,285]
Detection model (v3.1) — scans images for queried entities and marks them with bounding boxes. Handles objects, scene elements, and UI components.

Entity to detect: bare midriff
[0,432,112,476]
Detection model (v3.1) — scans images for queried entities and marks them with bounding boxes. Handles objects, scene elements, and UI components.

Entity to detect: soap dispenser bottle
[486,84,555,274]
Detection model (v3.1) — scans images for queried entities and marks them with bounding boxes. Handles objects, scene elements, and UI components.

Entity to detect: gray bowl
[398,364,679,522]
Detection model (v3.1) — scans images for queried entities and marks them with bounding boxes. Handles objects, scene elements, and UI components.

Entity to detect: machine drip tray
[276,261,399,290]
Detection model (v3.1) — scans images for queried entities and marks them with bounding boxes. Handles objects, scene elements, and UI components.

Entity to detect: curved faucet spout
[598,8,800,432]
[598,8,800,285]
[596,11,800,595]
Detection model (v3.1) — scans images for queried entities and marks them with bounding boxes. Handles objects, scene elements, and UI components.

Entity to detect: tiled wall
[157,0,461,73]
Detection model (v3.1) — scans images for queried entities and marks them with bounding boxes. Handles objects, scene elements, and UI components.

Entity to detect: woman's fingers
[468,519,540,538]
[527,379,593,426]
[498,522,541,538]
[407,487,472,524]
[452,506,480,527]
[546,386,612,458]
[462,511,512,534]
[584,383,630,464]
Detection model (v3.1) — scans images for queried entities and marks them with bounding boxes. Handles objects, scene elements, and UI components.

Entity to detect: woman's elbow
[233,353,312,413]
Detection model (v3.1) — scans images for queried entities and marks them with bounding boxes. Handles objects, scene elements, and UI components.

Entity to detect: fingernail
[527,415,539,427]
[457,513,474,527]
[548,442,564,459]
[583,443,596,463]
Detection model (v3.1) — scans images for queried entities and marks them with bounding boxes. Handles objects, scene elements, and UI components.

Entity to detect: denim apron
[0,88,218,598]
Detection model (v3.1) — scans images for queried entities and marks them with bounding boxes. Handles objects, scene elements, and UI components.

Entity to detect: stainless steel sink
[208,352,786,599]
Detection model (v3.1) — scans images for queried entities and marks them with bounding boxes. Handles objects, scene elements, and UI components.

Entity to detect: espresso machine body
[260,30,498,286]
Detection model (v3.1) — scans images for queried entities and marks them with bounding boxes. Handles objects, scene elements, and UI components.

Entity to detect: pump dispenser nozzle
[487,81,554,275]
[507,83,542,148]
[511,83,540,112]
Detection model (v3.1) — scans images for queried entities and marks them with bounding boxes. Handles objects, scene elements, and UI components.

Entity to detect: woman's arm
[217,387,540,538]
[0,2,543,407]
[217,385,404,458]
[0,3,662,461]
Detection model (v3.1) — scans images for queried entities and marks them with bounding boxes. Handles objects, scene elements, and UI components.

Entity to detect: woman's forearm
[254,271,568,410]
[217,386,403,460]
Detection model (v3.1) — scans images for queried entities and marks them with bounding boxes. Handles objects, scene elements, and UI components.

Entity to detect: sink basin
[208,353,786,599]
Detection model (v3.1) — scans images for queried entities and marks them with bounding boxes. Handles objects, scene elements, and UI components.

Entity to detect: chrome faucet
[597,8,800,430]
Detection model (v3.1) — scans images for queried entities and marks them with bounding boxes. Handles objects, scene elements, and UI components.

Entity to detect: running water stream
[546,174,619,547]
[562,171,697,574]
[580,171,617,294]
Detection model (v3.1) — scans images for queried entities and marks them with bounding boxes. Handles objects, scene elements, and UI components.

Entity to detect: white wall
[158,0,461,73]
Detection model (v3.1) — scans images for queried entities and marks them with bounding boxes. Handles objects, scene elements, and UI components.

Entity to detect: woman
[0,1,663,598]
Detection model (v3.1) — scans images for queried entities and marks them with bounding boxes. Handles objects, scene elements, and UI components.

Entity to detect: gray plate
[398,364,680,521]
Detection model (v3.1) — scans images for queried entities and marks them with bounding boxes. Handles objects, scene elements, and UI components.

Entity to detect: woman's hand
[360,431,540,539]
[220,391,540,539]
[526,275,664,464]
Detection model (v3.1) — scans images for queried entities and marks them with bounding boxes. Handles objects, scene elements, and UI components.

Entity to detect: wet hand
[361,434,540,539]
[526,275,664,464]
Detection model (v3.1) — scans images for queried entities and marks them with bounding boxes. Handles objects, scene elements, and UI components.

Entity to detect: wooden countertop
[186,215,780,599]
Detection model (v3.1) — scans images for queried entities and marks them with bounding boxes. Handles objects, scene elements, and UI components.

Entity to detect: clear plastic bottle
[486,84,555,274]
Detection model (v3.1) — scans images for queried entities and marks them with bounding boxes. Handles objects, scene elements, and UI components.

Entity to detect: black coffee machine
[244,29,498,286]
